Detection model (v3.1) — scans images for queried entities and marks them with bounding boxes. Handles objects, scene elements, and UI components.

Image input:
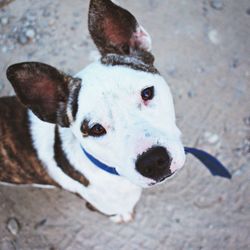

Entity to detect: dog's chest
[84,174,142,215]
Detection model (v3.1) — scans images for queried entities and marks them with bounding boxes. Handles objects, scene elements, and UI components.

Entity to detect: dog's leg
[109,210,136,224]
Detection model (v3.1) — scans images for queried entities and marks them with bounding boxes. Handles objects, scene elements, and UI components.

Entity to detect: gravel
[0,16,9,25]
[208,29,221,45]
[210,0,224,11]
[243,117,250,127]
[0,1,249,249]
[6,217,20,236]
[204,132,220,144]
[17,32,29,45]
[25,27,36,39]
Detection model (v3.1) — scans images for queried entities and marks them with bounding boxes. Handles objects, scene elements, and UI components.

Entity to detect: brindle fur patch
[101,53,159,74]
[0,97,57,186]
[54,126,90,187]
[68,78,82,121]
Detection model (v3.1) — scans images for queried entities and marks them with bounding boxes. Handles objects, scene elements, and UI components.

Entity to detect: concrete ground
[0,0,250,249]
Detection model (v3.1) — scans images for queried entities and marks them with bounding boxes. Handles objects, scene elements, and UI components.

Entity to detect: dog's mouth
[148,171,176,186]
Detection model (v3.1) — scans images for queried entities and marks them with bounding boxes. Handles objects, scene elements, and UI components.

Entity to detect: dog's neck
[101,53,159,74]
[56,125,123,183]
[81,146,119,176]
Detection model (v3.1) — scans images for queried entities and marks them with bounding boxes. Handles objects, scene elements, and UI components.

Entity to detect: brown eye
[141,86,154,101]
[89,124,106,137]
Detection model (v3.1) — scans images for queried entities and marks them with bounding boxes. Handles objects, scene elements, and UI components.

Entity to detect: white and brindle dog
[0,0,185,223]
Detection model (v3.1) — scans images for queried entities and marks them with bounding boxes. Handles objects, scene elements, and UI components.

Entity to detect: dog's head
[6,0,185,188]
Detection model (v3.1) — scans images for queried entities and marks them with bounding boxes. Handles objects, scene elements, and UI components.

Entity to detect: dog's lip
[149,172,176,186]
[158,172,174,182]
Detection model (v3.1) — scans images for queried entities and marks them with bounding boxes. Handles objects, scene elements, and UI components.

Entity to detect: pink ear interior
[130,26,152,52]
[89,0,152,55]
[103,16,133,47]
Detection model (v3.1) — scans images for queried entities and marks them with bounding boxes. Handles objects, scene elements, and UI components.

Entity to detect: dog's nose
[135,146,172,181]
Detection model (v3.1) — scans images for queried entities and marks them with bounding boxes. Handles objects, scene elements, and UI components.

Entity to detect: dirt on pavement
[0,0,250,249]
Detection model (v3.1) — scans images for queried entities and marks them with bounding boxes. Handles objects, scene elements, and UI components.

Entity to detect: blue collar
[184,147,231,179]
[81,146,119,176]
[81,146,231,179]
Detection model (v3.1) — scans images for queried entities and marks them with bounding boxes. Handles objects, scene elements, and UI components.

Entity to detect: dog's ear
[6,62,81,127]
[88,0,152,56]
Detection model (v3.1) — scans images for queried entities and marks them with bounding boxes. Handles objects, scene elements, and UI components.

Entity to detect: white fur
[29,111,141,216]
[0,182,55,189]
[136,25,152,51]
[73,61,186,187]
[27,60,185,218]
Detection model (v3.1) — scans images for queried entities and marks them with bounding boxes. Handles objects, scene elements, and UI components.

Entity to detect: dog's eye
[89,124,106,137]
[141,86,154,101]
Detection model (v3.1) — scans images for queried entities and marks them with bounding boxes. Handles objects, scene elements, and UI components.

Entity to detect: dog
[0,0,186,223]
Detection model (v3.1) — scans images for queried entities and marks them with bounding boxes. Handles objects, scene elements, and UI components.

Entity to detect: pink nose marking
[135,140,153,156]
[170,162,178,173]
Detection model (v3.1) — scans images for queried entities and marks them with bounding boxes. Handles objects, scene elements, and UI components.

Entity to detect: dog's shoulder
[0,96,57,186]
[0,96,25,115]
[0,96,27,140]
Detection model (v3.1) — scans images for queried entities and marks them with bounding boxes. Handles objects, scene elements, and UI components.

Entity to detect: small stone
[197,66,205,73]
[202,5,208,17]
[241,138,250,155]
[17,32,29,45]
[1,46,8,53]
[210,0,224,10]
[204,132,220,144]
[166,65,177,77]
[34,218,47,229]
[175,218,181,223]
[233,164,247,176]
[25,27,36,39]
[0,16,9,25]
[8,44,15,51]
[233,169,243,176]
[72,44,78,50]
[7,218,20,236]
[243,117,250,127]
[208,29,220,45]
[230,58,240,69]
[43,9,51,17]
[188,90,196,98]
[59,60,66,66]
[166,205,174,212]
[48,18,55,26]
[26,12,36,22]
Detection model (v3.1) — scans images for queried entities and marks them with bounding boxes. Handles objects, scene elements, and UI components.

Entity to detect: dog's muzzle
[135,146,173,182]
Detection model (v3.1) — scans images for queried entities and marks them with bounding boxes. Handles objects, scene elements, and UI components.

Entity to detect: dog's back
[0,96,56,186]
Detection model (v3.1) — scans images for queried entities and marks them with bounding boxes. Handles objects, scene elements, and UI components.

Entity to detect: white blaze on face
[71,61,185,187]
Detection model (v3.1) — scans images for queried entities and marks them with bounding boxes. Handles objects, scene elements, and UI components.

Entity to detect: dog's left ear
[88,0,152,56]
[6,62,81,127]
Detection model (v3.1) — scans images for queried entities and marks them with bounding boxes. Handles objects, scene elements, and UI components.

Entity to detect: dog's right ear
[88,0,152,56]
[6,62,81,127]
